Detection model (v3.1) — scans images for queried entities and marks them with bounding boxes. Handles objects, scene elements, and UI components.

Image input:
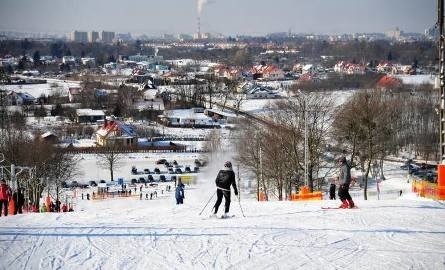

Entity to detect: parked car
[172,160,178,166]
[154,168,161,174]
[131,179,138,184]
[99,180,106,184]
[175,168,182,174]
[144,168,151,174]
[168,168,174,174]
[131,166,138,174]
[147,175,154,182]
[71,181,79,187]
[184,166,191,173]
[194,166,200,173]
[138,177,146,183]
[159,175,166,182]
[89,180,98,187]
[164,162,171,167]
[156,159,167,164]
[61,181,69,188]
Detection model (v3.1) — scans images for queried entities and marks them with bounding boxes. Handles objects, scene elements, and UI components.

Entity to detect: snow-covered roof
[41,131,56,138]
[162,109,210,120]
[96,120,137,138]
[76,109,105,117]
[205,108,237,118]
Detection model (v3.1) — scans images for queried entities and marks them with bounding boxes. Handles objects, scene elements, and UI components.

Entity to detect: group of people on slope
[175,155,353,214]
[0,179,26,216]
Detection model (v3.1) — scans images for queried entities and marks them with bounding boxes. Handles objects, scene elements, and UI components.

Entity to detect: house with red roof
[95,119,138,147]
[376,61,393,73]
[376,75,402,90]
[213,65,241,80]
[334,61,366,75]
[250,64,284,80]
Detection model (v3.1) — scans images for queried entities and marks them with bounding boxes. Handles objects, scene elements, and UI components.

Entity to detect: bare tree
[96,146,124,182]
[333,89,397,200]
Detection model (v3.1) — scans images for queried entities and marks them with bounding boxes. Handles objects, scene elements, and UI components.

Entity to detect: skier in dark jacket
[213,161,238,218]
[175,179,185,204]
[12,188,25,214]
[329,183,336,200]
[337,156,355,208]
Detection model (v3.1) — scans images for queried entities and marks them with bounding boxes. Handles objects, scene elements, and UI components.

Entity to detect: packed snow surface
[1,160,445,270]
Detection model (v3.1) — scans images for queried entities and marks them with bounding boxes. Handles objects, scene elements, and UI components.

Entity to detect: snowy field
[1,159,445,270]
[4,79,80,98]
[395,74,435,85]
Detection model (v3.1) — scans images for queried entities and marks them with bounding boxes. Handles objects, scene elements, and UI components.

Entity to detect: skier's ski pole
[198,191,216,216]
[237,194,246,217]
[236,164,246,217]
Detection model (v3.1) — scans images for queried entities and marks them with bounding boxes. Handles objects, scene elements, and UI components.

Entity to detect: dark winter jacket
[215,169,238,194]
[339,161,351,186]
[12,190,25,206]
[175,183,185,199]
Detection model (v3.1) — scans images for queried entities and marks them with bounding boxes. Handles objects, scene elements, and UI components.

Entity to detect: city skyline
[0,0,436,36]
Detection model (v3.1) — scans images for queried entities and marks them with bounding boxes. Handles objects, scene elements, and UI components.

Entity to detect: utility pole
[439,0,445,162]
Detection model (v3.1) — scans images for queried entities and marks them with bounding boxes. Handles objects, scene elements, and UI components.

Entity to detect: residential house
[159,108,220,127]
[246,86,279,99]
[68,87,82,103]
[302,64,317,75]
[213,65,242,80]
[376,61,393,73]
[204,108,237,123]
[40,132,59,144]
[62,56,76,65]
[96,119,138,147]
[75,109,105,123]
[81,57,96,67]
[333,61,365,75]
[250,64,285,80]
[7,91,36,105]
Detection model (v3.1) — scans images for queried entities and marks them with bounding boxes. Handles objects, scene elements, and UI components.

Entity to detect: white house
[159,108,220,127]
[75,109,105,123]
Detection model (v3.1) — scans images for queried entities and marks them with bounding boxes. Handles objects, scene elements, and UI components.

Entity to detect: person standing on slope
[175,178,185,204]
[213,161,238,218]
[338,156,355,208]
[0,179,11,217]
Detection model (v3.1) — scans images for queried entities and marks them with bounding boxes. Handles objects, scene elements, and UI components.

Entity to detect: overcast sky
[0,0,436,36]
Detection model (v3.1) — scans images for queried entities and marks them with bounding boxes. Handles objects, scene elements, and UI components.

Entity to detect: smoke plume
[197,0,208,15]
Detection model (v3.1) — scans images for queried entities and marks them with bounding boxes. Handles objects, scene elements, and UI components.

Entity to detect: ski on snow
[321,206,359,210]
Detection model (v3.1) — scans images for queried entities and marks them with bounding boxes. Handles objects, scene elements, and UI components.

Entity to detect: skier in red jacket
[0,179,11,216]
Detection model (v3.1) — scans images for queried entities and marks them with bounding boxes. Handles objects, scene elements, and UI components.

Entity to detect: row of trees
[233,86,438,200]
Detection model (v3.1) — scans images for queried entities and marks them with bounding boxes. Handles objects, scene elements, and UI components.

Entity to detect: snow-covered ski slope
[1,163,445,270]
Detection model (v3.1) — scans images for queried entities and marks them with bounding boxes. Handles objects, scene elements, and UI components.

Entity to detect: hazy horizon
[0,0,436,36]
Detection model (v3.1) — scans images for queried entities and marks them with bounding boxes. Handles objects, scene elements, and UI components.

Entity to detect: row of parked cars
[131,175,177,184]
[132,158,204,176]
[401,159,437,182]
[62,180,107,189]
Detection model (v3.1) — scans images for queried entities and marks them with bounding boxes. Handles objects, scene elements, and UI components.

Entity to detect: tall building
[101,31,115,43]
[88,31,99,42]
[70,31,88,42]
[386,27,402,40]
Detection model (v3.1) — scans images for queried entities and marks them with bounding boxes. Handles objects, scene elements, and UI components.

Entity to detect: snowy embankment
[1,163,445,270]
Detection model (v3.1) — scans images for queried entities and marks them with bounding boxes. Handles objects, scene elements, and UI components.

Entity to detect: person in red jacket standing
[0,179,11,217]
